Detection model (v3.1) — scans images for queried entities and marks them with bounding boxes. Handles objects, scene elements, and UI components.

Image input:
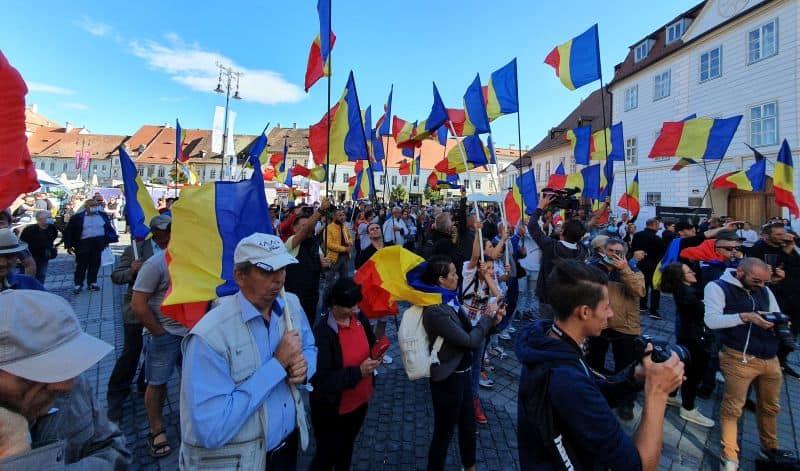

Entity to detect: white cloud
[59,102,89,110]
[28,82,76,95]
[77,15,112,37]
[159,96,188,103]
[130,34,304,105]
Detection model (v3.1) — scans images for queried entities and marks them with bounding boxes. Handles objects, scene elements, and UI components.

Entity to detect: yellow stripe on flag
[675,118,714,157]
[557,42,575,90]
[774,161,794,189]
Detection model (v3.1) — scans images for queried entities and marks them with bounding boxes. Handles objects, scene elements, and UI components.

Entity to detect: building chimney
[277,122,281,129]
[30,103,38,114]
[293,122,297,129]
[65,121,73,133]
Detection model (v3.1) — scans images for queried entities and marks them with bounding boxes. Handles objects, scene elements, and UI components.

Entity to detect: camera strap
[549,323,586,357]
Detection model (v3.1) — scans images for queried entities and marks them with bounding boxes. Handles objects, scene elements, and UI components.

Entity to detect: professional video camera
[634,335,691,364]
[541,187,581,212]
[761,312,797,351]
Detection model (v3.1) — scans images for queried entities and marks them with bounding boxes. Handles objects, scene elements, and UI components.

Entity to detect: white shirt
[80,213,105,239]
[382,217,407,246]
[520,233,541,272]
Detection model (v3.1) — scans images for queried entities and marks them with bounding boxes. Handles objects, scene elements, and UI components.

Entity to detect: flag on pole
[566,125,593,165]
[175,119,189,162]
[484,58,518,121]
[392,116,417,149]
[545,162,567,189]
[376,85,393,137]
[565,164,602,199]
[617,171,641,217]
[446,108,466,137]
[308,71,369,165]
[119,147,159,239]
[774,139,799,218]
[462,74,490,136]
[649,116,742,159]
[671,158,698,171]
[436,124,449,146]
[364,106,384,172]
[304,0,335,92]
[400,83,448,146]
[712,148,766,192]
[180,163,200,185]
[591,123,625,161]
[505,168,538,227]
[599,158,614,201]
[544,24,601,91]
[445,135,492,169]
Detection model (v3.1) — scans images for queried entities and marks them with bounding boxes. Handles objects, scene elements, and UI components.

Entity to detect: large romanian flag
[304,0,334,92]
[351,161,373,200]
[617,171,641,217]
[649,116,742,159]
[566,125,593,165]
[308,71,369,165]
[564,164,602,200]
[544,24,601,91]
[567,123,624,164]
[354,245,450,318]
[505,168,538,227]
[396,84,448,147]
[161,149,273,328]
[713,146,766,192]
[445,135,492,171]
[446,108,466,137]
[392,116,418,149]
[774,139,799,217]
[463,73,490,136]
[119,147,159,239]
[545,162,567,189]
[484,58,518,121]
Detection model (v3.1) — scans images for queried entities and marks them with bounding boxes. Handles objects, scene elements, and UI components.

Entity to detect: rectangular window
[210,169,217,179]
[545,161,551,177]
[654,70,670,100]
[158,167,165,177]
[101,165,106,171]
[464,179,470,189]
[49,162,55,171]
[625,137,638,165]
[645,192,662,207]
[750,101,778,146]
[748,19,778,64]
[700,47,722,82]
[342,173,349,183]
[147,166,154,177]
[536,163,542,182]
[666,20,684,44]
[62,163,68,171]
[379,175,385,185]
[412,177,418,186]
[291,159,297,167]
[475,180,481,189]
[634,41,650,63]
[624,85,638,111]
[570,162,577,174]
[401,176,407,185]
[138,168,144,177]
[391,175,397,185]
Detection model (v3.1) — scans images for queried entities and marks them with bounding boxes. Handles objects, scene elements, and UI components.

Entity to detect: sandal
[148,429,172,458]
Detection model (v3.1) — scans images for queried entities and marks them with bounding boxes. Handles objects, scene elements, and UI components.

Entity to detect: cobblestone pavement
[46,237,800,470]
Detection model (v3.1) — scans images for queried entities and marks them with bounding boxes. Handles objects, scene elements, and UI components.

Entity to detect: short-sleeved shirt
[132,251,188,336]
[460,262,490,326]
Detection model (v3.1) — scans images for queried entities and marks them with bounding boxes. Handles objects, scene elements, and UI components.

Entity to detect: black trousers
[585,329,638,375]
[427,371,476,471]
[107,323,146,407]
[310,404,368,471]
[266,429,298,471]
[639,267,661,313]
[74,236,105,286]
[676,336,710,411]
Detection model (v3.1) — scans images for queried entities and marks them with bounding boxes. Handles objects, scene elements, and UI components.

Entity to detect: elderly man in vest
[180,233,317,471]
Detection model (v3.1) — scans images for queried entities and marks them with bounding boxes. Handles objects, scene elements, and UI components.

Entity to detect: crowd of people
[0,186,799,471]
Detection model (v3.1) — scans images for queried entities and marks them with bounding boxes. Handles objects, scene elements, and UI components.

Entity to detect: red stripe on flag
[543,47,561,76]
[353,259,398,319]
[649,122,685,158]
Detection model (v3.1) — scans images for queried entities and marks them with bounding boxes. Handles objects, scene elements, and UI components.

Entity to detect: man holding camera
[516,260,684,470]
[748,222,800,379]
[585,238,646,421]
[704,257,795,470]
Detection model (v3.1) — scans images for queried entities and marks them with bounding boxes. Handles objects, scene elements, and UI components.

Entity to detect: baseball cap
[149,214,171,231]
[234,233,298,272]
[0,290,112,383]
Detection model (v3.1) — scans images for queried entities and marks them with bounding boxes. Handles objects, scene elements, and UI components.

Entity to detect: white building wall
[610,0,800,220]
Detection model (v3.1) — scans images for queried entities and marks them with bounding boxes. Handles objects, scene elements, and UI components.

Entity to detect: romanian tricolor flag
[617,171,641,217]
[484,58,518,121]
[649,115,742,159]
[446,108,466,137]
[393,116,418,149]
[161,148,273,328]
[671,158,698,171]
[396,84,448,147]
[712,147,766,192]
[446,135,492,170]
[599,158,614,201]
[363,106,384,171]
[309,164,327,183]
[399,155,420,176]
[175,119,188,163]
[353,245,449,318]
[304,0,334,92]
[308,71,369,165]
[436,124,449,146]
[427,171,439,190]
[376,85,393,137]
[180,163,200,186]
[545,162,567,190]
[567,123,624,164]
[566,125,593,165]
[505,168,538,227]
[119,147,159,239]
[544,24,601,91]
[565,164,602,200]
[774,139,799,217]
[654,238,682,290]
[291,163,311,178]
[463,74,490,136]
[351,163,372,200]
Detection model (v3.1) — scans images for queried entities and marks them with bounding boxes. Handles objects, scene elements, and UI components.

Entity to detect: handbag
[101,247,115,267]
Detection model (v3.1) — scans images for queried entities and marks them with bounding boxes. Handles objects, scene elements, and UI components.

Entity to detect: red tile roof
[27,126,126,160]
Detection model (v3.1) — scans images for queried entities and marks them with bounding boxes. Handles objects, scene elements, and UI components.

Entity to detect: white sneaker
[680,407,714,428]
[382,354,393,364]
[498,330,512,341]
[666,396,682,408]
[716,372,725,383]
[721,459,738,471]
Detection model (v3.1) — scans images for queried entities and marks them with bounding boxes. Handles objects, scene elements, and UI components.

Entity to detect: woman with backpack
[310,277,381,470]
[420,254,505,471]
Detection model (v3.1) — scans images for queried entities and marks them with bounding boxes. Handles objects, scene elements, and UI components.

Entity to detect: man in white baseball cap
[180,233,317,470]
[0,290,130,467]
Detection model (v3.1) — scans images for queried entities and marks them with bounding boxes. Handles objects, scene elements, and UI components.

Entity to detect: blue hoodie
[515,320,642,471]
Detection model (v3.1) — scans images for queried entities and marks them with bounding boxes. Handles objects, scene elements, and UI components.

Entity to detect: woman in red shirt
[310,277,381,470]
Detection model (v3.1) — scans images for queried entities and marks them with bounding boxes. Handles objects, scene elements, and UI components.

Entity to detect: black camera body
[541,187,581,212]
[634,335,691,364]
[762,312,797,351]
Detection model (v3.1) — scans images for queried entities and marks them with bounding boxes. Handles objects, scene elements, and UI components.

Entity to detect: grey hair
[739,257,770,273]
[604,237,628,256]
[35,210,51,220]
[434,212,451,233]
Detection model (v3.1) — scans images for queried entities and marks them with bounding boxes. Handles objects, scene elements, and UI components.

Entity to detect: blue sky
[3,1,697,150]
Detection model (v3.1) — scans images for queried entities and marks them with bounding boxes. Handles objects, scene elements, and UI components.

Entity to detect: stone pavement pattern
[46,238,800,470]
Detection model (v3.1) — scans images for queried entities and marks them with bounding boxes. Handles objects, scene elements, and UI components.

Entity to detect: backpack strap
[430,336,444,365]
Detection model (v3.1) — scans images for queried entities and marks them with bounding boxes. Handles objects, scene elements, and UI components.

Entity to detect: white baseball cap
[0,290,112,383]
[234,233,298,272]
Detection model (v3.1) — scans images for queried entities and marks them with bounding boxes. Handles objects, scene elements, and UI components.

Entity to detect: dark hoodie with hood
[515,320,643,471]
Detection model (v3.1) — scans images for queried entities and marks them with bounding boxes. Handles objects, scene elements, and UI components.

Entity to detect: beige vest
[179,293,308,470]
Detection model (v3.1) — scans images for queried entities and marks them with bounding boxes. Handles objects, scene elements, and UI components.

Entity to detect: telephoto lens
[634,335,691,365]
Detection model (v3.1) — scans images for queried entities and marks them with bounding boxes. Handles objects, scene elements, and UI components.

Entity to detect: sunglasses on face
[717,246,743,252]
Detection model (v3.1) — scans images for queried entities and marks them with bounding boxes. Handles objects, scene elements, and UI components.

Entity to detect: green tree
[169,164,189,185]
[423,183,443,204]
[389,185,407,203]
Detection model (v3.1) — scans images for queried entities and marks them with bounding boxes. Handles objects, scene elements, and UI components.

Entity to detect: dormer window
[634,40,653,63]
[666,19,688,44]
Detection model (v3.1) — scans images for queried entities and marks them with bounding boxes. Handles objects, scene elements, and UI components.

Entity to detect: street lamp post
[214,62,242,181]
